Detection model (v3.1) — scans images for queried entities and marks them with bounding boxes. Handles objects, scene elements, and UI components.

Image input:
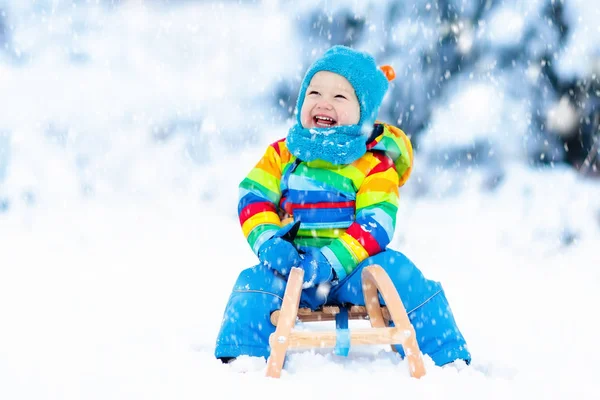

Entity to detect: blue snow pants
[214,249,471,366]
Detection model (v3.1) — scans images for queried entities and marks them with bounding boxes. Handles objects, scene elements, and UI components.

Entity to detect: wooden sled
[265,265,426,379]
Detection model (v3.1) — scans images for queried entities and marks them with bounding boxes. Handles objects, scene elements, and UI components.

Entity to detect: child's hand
[299,248,334,288]
[257,222,301,276]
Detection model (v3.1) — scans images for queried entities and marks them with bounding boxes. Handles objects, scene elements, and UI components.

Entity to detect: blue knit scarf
[286,123,368,165]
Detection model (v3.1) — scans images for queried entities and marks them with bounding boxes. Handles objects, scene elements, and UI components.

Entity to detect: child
[214,45,471,367]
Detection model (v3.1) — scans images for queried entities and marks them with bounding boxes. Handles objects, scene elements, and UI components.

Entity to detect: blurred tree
[271,0,598,178]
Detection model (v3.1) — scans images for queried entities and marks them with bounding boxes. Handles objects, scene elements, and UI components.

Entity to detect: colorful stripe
[251,227,280,254]
[239,201,276,226]
[356,190,398,209]
[356,205,396,243]
[335,163,365,189]
[345,223,382,255]
[321,246,347,280]
[297,227,345,238]
[324,239,359,275]
[384,124,413,186]
[236,124,413,268]
[339,233,370,263]
[239,179,280,204]
[236,140,288,254]
[241,212,281,238]
[247,168,280,194]
[294,164,356,195]
[292,201,355,209]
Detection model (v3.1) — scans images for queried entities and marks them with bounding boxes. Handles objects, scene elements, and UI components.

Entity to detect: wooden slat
[265,268,304,379]
[270,305,391,325]
[286,327,412,349]
[361,265,425,378]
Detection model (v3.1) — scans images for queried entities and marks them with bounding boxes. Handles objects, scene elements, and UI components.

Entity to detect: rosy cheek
[341,108,353,121]
[300,110,311,127]
[350,106,360,123]
[302,100,315,122]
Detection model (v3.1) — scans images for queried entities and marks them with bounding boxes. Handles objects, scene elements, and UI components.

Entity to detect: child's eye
[335,94,347,99]
[308,90,320,96]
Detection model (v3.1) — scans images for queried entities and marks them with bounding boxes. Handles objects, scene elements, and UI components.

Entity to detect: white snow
[546,96,579,138]
[486,7,526,48]
[557,0,600,79]
[1,1,600,399]
[419,82,529,158]
[2,162,599,399]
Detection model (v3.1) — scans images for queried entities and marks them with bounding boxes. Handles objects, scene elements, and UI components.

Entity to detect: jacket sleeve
[238,140,286,255]
[320,152,399,280]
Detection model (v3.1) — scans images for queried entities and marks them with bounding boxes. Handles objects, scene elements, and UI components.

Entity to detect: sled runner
[265,265,426,379]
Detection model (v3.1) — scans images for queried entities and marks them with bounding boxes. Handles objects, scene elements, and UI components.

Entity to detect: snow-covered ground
[1,1,600,399]
[2,155,599,399]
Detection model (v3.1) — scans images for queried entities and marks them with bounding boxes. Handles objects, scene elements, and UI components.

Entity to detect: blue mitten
[299,248,334,288]
[257,221,301,276]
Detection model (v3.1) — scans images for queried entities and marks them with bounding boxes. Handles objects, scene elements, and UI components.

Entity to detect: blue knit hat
[295,45,392,128]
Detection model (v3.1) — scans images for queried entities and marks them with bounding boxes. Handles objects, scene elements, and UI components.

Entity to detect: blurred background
[0,0,598,228]
[1,3,599,397]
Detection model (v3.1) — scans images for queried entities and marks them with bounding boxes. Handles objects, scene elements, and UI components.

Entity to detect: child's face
[300,71,360,128]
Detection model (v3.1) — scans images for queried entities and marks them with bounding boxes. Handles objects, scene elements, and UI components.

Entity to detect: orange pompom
[380,65,396,82]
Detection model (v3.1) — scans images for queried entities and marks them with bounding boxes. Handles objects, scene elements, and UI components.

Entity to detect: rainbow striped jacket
[238,123,413,281]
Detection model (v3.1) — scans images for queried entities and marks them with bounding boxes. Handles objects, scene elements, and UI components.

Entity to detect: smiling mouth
[313,115,337,127]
